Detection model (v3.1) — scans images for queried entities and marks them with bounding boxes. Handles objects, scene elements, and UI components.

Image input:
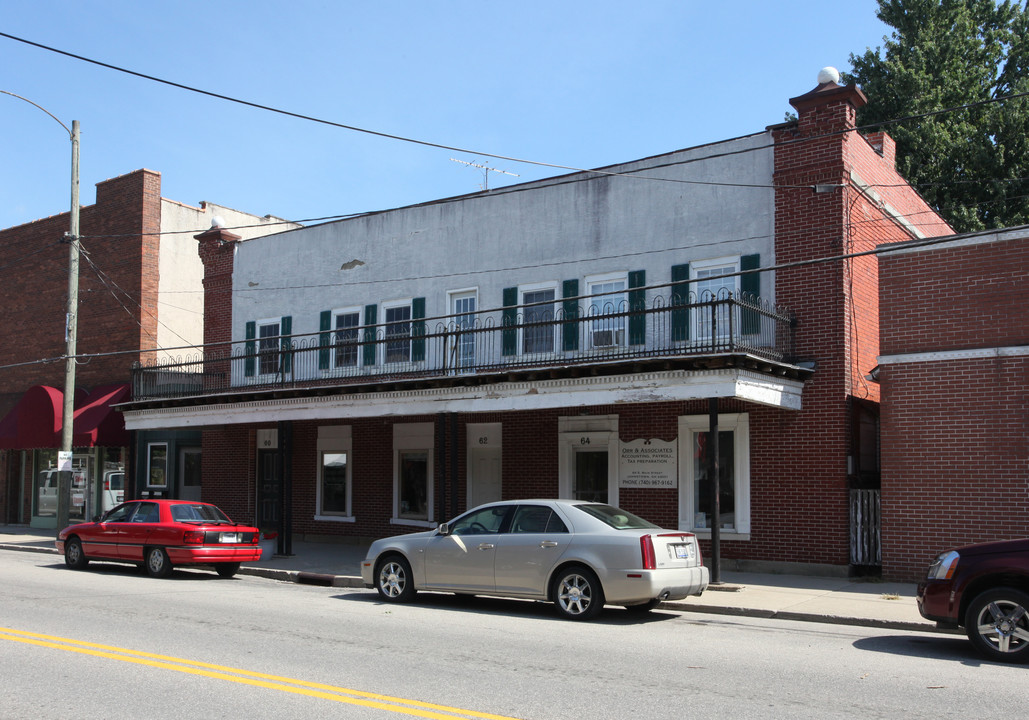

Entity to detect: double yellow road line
[0,627,522,719]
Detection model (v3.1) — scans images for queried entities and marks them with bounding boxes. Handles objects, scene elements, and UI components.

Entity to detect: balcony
[131,291,798,402]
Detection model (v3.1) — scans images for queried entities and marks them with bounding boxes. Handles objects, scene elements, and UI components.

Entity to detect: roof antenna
[450,158,520,191]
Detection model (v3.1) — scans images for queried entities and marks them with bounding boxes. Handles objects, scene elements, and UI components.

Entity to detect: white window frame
[518,281,558,356]
[392,422,435,527]
[331,307,362,370]
[557,415,619,508]
[585,271,629,349]
[256,318,281,377]
[315,426,354,523]
[691,256,740,343]
[677,412,750,538]
[146,442,168,489]
[382,299,413,365]
[448,288,479,372]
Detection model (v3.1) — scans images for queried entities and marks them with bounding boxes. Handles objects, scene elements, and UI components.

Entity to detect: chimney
[788,66,867,136]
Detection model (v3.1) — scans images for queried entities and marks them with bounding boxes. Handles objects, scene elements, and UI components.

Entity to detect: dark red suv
[917,538,1029,663]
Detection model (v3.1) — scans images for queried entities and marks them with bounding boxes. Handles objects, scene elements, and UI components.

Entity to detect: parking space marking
[0,626,523,720]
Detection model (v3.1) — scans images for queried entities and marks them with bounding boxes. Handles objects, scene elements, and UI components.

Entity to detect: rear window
[171,503,231,524]
[573,504,659,530]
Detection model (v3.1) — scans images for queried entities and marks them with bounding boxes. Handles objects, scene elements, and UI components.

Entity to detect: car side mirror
[436,522,450,536]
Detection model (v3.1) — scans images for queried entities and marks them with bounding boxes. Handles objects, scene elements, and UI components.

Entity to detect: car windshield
[170,503,232,524]
[573,503,659,530]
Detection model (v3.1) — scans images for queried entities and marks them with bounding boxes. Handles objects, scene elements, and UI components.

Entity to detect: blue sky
[1,1,892,232]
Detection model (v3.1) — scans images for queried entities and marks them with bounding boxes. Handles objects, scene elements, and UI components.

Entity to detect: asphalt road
[0,551,1018,719]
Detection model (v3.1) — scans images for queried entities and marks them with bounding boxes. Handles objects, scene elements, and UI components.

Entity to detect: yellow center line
[0,627,523,720]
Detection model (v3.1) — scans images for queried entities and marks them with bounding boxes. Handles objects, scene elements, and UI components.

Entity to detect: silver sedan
[360,499,710,620]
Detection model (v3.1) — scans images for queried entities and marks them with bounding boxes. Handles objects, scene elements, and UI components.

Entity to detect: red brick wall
[880,236,1029,355]
[0,169,162,394]
[879,233,1028,580]
[769,83,952,570]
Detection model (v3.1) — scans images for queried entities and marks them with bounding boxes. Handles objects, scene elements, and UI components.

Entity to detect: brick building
[877,227,1029,580]
[121,72,953,575]
[0,169,294,528]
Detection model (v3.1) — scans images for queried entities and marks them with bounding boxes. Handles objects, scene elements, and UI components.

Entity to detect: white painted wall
[159,201,297,358]
[231,132,775,357]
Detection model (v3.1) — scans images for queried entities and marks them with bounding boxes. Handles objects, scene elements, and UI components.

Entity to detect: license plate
[219,533,240,543]
[673,544,693,560]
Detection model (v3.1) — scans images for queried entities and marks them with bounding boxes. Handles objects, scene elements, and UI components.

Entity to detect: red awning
[0,383,129,450]
[0,385,63,449]
[72,384,130,447]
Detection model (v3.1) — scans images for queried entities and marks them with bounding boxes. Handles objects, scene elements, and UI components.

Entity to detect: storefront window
[147,443,168,488]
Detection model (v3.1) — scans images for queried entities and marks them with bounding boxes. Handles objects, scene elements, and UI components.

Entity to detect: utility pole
[56,120,81,534]
[0,92,80,535]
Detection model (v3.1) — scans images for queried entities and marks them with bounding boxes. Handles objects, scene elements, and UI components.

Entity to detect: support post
[708,397,721,584]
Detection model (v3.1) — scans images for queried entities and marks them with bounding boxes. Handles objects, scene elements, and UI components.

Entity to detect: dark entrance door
[256,449,281,529]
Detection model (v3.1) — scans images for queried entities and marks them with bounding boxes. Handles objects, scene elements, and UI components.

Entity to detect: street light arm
[1,89,73,137]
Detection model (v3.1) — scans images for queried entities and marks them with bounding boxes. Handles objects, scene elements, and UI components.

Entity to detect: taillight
[104,479,110,490]
[250,533,260,545]
[183,530,205,545]
[640,534,657,570]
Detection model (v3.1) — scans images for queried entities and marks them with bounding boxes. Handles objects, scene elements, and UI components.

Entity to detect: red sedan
[56,499,262,578]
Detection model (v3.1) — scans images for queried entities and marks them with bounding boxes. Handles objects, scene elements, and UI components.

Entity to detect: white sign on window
[618,439,676,488]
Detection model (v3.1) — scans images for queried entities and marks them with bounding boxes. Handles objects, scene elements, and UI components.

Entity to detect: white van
[101,470,125,512]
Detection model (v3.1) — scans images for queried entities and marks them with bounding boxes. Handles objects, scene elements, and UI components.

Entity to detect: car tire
[144,547,173,578]
[215,562,241,578]
[964,587,1029,663]
[375,555,416,603]
[552,565,605,620]
[624,598,661,613]
[64,537,89,569]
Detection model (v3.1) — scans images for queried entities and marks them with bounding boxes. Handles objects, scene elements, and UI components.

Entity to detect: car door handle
[477,543,495,550]
[539,541,558,548]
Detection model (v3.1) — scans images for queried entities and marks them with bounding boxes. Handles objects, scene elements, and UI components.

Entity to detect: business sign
[619,439,677,489]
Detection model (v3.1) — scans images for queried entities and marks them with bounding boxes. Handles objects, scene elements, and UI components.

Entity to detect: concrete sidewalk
[0,524,939,633]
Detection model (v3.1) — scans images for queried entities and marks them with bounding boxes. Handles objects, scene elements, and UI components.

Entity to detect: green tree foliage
[847,0,1029,232]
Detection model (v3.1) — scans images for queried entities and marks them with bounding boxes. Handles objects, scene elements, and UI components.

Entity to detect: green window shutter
[562,279,580,352]
[628,270,646,345]
[318,310,331,370]
[363,304,378,366]
[411,297,426,362]
[502,287,518,356]
[671,264,690,342]
[244,321,256,377]
[280,315,293,373]
[740,254,760,334]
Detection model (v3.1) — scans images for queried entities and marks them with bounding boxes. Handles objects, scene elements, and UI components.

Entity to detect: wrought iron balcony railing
[131,291,796,401]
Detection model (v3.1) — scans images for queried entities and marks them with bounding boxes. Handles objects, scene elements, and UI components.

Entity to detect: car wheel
[553,565,604,620]
[215,562,241,578]
[964,587,1029,663]
[64,537,89,569]
[625,598,661,613]
[144,547,173,578]
[375,555,416,603]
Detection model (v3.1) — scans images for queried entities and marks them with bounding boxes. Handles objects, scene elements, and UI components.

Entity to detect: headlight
[926,550,960,580]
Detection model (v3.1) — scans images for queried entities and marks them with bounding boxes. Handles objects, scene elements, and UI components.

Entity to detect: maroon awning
[0,383,129,450]
[0,385,63,449]
[72,384,130,447]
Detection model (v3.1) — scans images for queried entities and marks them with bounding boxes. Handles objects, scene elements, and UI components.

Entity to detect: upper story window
[333,309,361,368]
[521,284,557,355]
[258,320,281,375]
[693,258,739,341]
[586,273,628,348]
[384,302,412,364]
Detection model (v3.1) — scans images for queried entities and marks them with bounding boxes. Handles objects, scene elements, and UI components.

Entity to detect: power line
[3,29,1027,206]
[0,225,1018,373]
